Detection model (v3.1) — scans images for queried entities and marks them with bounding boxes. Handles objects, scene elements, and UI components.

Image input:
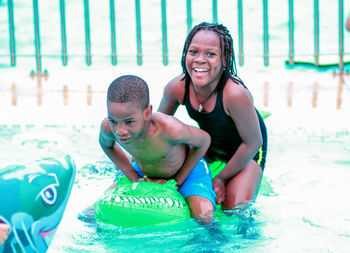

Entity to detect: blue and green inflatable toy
[0,155,76,253]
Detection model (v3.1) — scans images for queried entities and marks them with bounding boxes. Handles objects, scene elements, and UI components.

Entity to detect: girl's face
[185,30,224,88]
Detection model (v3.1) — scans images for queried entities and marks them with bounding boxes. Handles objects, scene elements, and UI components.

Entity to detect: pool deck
[0,63,349,130]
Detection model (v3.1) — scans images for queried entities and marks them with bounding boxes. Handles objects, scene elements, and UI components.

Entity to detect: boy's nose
[115,126,127,136]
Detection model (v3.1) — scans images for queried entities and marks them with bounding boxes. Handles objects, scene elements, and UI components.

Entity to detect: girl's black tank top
[183,74,266,162]
[184,75,242,162]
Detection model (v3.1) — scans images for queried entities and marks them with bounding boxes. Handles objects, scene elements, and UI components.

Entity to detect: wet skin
[107,102,187,179]
[99,100,214,220]
[158,29,263,209]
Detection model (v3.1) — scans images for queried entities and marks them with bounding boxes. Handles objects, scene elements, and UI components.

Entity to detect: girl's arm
[158,75,185,115]
[216,84,262,182]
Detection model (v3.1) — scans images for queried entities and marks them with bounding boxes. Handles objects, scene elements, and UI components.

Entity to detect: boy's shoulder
[152,111,175,125]
[100,117,114,134]
[151,112,184,136]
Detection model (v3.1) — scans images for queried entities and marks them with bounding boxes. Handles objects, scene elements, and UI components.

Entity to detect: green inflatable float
[95,111,272,227]
[95,177,190,227]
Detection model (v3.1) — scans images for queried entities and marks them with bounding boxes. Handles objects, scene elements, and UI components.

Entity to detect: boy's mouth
[118,137,131,143]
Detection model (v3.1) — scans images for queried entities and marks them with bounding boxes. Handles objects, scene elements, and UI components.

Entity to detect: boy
[99,75,216,222]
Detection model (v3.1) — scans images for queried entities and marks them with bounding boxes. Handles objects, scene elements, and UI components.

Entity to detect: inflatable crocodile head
[0,155,76,253]
[95,177,191,227]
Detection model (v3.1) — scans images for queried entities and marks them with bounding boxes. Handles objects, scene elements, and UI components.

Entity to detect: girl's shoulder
[167,73,186,88]
[223,77,246,94]
[223,77,253,105]
[164,74,186,103]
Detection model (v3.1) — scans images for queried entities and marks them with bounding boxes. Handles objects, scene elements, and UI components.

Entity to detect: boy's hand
[0,223,9,246]
[143,177,168,184]
[212,177,226,204]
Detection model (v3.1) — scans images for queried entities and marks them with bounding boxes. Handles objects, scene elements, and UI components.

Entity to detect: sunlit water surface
[1,110,349,252]
[1,0,350,252]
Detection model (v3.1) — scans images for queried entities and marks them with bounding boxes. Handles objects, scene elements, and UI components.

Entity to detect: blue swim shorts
[116,158,216,210]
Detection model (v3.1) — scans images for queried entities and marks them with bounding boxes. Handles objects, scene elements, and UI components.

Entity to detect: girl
[158,22,267,210]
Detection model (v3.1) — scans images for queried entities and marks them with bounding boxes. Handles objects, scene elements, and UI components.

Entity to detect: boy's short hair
[107,75,150,109]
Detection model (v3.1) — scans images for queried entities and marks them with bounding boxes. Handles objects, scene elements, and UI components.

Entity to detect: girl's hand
[212,177,226,204]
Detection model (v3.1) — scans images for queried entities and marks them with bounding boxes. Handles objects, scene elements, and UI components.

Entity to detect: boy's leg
[186,196,214,223]
[179,158,216,223]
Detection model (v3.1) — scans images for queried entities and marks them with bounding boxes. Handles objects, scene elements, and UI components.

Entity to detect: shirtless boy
[99,75,216,222]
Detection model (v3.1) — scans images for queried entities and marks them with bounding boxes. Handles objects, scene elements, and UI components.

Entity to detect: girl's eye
[207,52,216,56]
[188,50,197,55]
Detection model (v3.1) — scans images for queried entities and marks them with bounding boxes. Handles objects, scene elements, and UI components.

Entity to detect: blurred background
[0,1,350,252]
[0,0,349,125]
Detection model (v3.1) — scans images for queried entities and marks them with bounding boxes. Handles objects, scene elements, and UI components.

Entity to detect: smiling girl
[158,22,268,210]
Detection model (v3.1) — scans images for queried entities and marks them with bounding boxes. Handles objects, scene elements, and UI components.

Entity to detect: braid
[181,22,244,89]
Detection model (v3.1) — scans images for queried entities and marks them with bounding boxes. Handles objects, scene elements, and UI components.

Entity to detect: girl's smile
[185,30,224,88]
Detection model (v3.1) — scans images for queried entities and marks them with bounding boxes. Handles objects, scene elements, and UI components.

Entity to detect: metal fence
[2,0,349,74]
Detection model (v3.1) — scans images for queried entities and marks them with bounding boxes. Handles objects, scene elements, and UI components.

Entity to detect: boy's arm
[163,115,211,187]
[99,118,143,183]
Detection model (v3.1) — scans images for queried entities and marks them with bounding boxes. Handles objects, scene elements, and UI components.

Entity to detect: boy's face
[185,30,224,88]
[107,101,151,145]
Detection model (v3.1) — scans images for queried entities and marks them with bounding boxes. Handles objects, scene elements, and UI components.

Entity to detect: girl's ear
[144,104,152,120]
[222,56,227,68]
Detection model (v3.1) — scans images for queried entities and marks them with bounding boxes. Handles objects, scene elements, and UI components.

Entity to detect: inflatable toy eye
[40,185,57,206]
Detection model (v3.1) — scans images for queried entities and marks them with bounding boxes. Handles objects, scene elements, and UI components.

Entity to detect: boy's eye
[125,120,135,125]
[109,119,117,125]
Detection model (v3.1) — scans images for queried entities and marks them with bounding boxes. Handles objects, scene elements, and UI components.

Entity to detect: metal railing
[1,0,348,75]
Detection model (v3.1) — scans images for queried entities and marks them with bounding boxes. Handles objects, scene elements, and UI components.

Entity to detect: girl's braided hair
[181,22,244,90]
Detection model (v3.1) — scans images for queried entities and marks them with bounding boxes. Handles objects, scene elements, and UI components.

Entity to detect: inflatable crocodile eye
[40,185,57,206]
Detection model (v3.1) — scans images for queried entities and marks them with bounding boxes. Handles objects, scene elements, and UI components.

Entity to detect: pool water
[1,0,350,252]
[1,108,349,252]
